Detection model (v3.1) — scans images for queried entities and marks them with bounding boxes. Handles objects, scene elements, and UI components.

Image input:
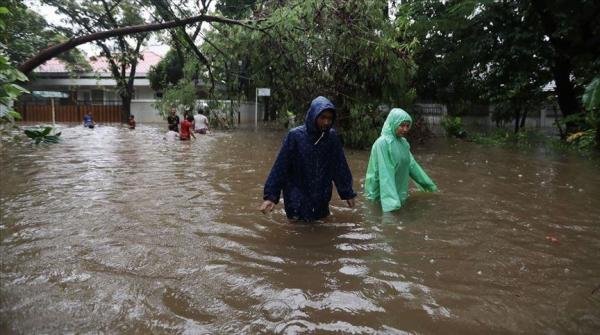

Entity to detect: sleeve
[332,134,356,200]
[263,133,293,204]
[375,142,403,212]
[409,152,437,192]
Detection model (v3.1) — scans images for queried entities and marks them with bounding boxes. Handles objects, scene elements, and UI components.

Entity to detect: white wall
[130,100,163,123]
[132,100,265,125]
[134,87,156,100]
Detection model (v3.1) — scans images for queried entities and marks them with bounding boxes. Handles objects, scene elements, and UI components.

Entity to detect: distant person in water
[364,108,437,212]
[164,124,179,140]
[179,115,196,141]
[193,110,210,134]
[83,111,96,128]
[260,96,356,222]
[128,115,136,129]
[167,107,180,132]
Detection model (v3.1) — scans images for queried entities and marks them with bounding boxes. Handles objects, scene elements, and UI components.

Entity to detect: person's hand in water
[260,200,275,214]
[346,198,355,208]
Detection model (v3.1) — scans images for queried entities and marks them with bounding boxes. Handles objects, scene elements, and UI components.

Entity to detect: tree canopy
[405,0,600,134]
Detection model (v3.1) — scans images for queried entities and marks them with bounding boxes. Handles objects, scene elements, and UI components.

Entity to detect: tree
[18,13,251,74]
[0,6,29,137]
[404,0,600,135]
[147,49,184,92]
[40,0,151,122]
[0,0,89,71]
[201,0,418,147]
[216,0,258,19]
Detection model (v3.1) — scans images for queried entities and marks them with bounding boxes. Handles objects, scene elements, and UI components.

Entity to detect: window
[91,89,104,105]
[79,90,91,103]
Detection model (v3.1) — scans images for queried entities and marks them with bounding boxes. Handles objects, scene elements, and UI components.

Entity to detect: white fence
[415,102,562,134]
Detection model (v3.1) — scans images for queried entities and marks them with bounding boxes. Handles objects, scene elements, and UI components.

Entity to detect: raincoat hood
[381,108,412,141]
[305,96,336,134]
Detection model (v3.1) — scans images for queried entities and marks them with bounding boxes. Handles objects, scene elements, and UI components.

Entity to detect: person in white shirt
[193,110,210,134]
[164,124,179,140]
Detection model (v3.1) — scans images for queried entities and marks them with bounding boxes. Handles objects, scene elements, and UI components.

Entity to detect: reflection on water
[1,124,599,334]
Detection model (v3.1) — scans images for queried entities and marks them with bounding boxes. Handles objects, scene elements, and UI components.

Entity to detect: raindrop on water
[260,300,292,322]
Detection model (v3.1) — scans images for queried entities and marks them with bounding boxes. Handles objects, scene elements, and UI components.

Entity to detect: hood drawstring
[314,131,325,145]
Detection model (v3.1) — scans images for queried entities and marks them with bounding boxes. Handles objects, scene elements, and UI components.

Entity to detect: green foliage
[0,0,90,71]
[148,49,184,92]
[201,0,418,145]
[343,103,387,149]
[216,0,258,19]
[153,79,197,118]
[0,6,28,137]
[23,126,61,144]
[441,116,467,138]
[583,77,600,111]
[565,130,596,152]
[405,0,599,131]
[471,129,546,148]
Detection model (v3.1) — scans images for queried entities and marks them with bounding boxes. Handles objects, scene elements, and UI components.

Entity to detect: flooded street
[1,124,599,334]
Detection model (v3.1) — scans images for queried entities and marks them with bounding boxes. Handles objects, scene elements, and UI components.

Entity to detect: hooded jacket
[364,108,437,212]
[263,96,356,221]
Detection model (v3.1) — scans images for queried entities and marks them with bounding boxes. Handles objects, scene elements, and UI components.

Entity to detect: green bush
[342,103,385,149]
[441,116,467,138]
[566,130,596,152]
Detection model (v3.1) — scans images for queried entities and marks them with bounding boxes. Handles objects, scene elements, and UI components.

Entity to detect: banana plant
[23,126,61,144]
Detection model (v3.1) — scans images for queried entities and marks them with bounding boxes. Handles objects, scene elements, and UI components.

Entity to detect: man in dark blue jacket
[260,96,356,221]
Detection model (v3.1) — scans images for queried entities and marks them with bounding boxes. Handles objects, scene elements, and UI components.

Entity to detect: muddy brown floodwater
[1,124,599,334]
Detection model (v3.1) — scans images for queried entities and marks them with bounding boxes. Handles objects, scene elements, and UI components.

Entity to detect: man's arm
[261,133,293,213]
[331,132,357,206]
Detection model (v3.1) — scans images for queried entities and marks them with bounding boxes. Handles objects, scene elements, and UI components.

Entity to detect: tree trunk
[552,55,581,134]
[519,108,528,129]
[530,0,581,135]
[596,127,600,152]
[514,106,521,133]
[121,94,132,124]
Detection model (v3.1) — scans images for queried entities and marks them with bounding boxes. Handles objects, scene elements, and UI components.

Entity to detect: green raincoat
[364,108,437,212]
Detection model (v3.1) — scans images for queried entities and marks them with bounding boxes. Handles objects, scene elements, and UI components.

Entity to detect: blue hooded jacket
[263,96,356,221]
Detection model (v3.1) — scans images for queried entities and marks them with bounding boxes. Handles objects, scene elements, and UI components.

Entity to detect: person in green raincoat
[364,108,437,212]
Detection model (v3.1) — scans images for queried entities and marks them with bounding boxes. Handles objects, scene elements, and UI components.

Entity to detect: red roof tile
[35,50,163,74]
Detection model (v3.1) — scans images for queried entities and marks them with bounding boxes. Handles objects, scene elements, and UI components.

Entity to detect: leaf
[582,77,600,111]
[24,129,40,138]
[42,126,52,136]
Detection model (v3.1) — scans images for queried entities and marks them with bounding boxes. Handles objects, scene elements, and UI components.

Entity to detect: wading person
[364,108,437,212]
[193,110,210,134]
[179,115,196,141]
[260,96,356,222]
[164,124,179,140]
[83,111,96,128]
[128,115,136,129]
[167,107,180,132]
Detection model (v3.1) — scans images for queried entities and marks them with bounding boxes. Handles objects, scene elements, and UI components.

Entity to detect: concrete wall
[131,99,265,125]
[134,87,156,100]
[416,102,562,135]
[130,100,163,123]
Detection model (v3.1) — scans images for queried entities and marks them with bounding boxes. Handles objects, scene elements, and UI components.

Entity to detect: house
[17,51,165,123]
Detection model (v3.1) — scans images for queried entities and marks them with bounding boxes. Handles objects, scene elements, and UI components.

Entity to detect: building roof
[35,50,163,75]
